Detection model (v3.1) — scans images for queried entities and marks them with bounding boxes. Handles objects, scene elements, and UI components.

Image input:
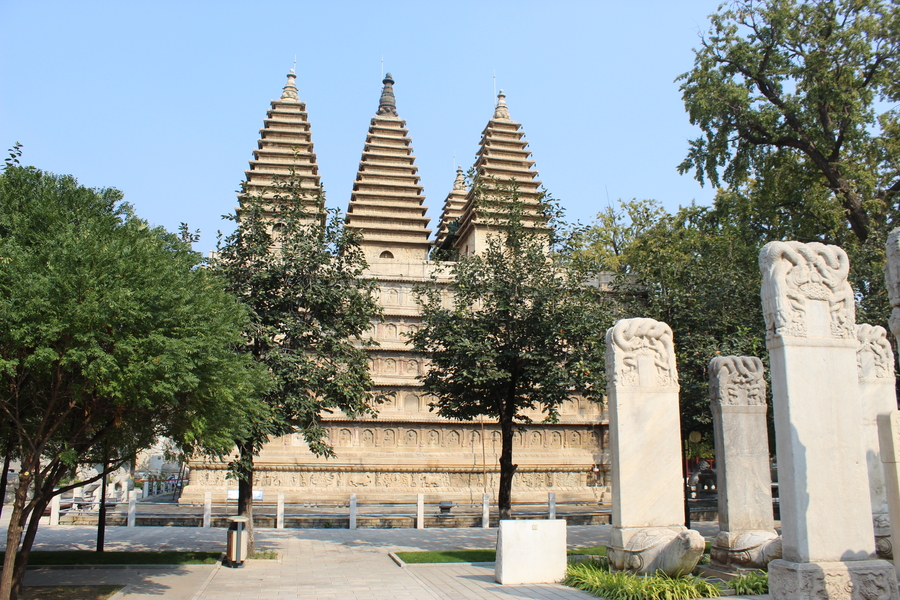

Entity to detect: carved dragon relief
[759,241,855,341]
[708,356,766,407]
[605,318,678,389]
[857,324,896,380]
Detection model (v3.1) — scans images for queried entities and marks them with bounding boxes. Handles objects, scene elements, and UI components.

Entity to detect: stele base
[769,558,899,600]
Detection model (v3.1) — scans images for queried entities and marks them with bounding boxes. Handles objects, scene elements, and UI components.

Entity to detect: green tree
[212,175,382,550]
[570,198,769,444]
[679,0,900,244]
[0,155,264,600]
[411,183,608,519]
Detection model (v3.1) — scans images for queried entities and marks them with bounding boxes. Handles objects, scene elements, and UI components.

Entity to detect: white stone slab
[709,355,780,570]
[494,519,566,584]
[606,318,683,537]
[761,241,876,564]
[761,241,897,598]
[857,324,897,557]
[878,412,900,580]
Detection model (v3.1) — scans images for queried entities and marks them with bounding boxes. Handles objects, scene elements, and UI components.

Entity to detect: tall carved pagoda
[181,73,609,509]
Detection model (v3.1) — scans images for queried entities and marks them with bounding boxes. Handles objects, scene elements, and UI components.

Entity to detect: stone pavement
[6,522,770,599]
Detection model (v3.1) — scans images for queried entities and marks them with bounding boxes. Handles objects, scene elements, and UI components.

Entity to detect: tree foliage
[411,183,608,519]
[212,174,382,548]
[570,198,769,447]
[679,0,900,243]
[0,154,263,600]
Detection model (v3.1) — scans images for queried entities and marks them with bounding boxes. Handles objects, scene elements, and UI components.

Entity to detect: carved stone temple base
[607,526,705,577]
[710,530,782,571]
[768,559,899,600]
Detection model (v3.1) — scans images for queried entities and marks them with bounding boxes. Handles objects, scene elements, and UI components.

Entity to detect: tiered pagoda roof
[452,90,545,255]
[433,167,468,250]
[240,70,321,210]
[344,74,432,261]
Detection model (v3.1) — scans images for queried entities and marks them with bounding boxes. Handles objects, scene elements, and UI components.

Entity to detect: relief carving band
[857,324,895,380]
[605,318,677,389]
[709,356,766,406]
[759,241,855,341]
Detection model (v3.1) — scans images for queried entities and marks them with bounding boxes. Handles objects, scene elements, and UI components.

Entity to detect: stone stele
[857,324,897,559]
[760,240,898,599]
[605,318,704,577]
[494,519,566,584]
[878,411,900,581]
[708,355,781,571]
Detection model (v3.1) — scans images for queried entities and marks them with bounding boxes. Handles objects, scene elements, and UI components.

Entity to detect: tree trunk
[497,408,517,521]
[236,444,255,555]
[97,457,108,552]
[0,473,31,600]
[0,449,11,522]
[11,491,52,600]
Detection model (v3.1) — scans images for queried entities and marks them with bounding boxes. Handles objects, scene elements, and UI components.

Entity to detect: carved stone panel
[760,241,855,341]
[709,356,766,406]
[857,324,895,381]
[605,318,678,389]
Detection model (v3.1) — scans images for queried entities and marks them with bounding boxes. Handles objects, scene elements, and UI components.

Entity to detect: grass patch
[247,550,278,559]
[21,585,123,600]
[2,551,220,566]
[568,546,607,556]
[395,549,496,563]
[565,561,721,599]
[728,570,768,595]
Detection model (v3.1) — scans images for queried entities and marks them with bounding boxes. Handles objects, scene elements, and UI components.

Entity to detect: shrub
[728,570,768,595]
[565,561,721,599]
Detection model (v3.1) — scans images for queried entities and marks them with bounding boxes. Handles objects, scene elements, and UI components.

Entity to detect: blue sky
[1,1,725,256]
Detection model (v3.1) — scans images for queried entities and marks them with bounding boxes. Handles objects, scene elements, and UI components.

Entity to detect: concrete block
[494,519,566,584]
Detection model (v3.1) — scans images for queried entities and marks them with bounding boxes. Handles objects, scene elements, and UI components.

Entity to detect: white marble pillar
[276,492,285,530]
[349,493,357,530]
[50,494,60,526]
[760,241,897,599]
[857,324,898,558]
[202,491,211,529]
[605,318,704,576]
[708,356,781,570]
[417,493,425,529]
[127,490,136,527]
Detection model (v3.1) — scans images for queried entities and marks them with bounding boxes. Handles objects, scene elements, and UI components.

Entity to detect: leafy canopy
[412,185,608,424]
[679,0,900,243]
[212,174,383,460]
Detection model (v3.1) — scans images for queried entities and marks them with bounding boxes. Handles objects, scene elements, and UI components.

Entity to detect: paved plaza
[3,519,770,600]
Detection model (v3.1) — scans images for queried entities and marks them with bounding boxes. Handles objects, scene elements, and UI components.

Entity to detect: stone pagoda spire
[344,74,432,262]
[240,69,321,212]
[434,167,469,251]
[452,90,544,256]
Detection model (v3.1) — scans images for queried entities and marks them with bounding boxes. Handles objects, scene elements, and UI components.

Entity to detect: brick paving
[4,520,770,599]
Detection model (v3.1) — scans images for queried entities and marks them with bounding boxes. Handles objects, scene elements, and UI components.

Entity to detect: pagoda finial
[453,166,466,191]
[376,73,398,117]
[281,69,299,101]
[493,89,510,120]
